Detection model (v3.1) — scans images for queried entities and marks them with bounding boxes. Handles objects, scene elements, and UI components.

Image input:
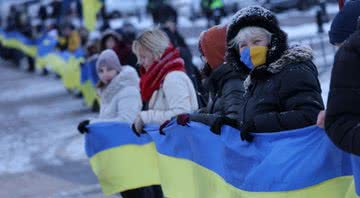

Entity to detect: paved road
[0,61,116,198]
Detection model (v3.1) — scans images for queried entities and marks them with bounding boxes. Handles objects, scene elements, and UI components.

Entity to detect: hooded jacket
[225,6,323,132]
[240,45,324,132]
[91,66,142,123]
[189,24,246,126]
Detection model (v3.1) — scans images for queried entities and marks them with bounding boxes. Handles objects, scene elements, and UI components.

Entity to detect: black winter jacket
[190,63,245,125]
[240,45,324,132]
[325,30,360,155]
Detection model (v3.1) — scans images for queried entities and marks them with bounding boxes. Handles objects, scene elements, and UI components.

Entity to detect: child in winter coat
[77,49,141,131]
[77,49,145,197]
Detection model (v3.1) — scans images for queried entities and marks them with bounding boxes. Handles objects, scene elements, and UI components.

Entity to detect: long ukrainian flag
[85,122,161,195]
[85,121,360,197]
[0,30,37,57]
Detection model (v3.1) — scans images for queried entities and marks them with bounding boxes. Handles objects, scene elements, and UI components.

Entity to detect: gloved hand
[77,120,90,134]
[176,114,190,126]
[240,121,255,142]
[159,120,171,135]
[132,114,146,136]
[210,116,239,135]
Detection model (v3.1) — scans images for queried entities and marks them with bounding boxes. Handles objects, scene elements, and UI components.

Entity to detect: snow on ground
[0,63,94,174]
[320,65,332,106]
[283,23,332,40]
[275,3,339,19]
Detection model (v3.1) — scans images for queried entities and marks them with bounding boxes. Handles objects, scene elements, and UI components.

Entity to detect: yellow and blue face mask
[240,46,268,70]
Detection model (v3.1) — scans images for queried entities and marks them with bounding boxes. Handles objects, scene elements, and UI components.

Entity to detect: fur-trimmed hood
[99,65,139,104]
[225,6,288,77]
[244,44,314,90]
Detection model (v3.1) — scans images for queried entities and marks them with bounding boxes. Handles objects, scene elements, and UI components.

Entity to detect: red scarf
[338,0,345,10]
[140,45,185,102]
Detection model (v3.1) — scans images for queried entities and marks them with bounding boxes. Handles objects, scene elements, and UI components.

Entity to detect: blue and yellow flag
[80,58,99,107]
[0,30,37,57]
[85,122,161,195]
[82,0,103,31]
[85,122,360,197]
[37,34,58,57]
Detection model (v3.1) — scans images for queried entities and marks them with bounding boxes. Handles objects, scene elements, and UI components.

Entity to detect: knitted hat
[329,0,360,45]
[226,6,288,74]
[199,24,227,69]
[96,49,122,73]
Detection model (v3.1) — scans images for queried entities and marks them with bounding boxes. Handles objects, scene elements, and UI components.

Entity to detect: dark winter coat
[224,6,323,133]
[190,63,245,125]
[325,30,360,155]
[100,30,138,69]
[240,45,324,132]
[154,4,178,24]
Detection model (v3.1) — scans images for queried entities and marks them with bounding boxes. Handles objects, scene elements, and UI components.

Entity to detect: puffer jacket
[140,71,199,124]
[240,45,324,132]
[325,30,360,155]
[189,63,245,125]
[91,66,142,123]
[224,6,323,133]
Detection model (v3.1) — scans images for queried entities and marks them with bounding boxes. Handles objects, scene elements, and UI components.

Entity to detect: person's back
[324,0,360,155]
[325,30,360,154]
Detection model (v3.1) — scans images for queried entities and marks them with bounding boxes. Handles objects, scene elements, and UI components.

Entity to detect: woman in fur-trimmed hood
[225,6,324,141]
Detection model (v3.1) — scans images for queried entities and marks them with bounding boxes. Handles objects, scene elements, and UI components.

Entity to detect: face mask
[240,46,268,70]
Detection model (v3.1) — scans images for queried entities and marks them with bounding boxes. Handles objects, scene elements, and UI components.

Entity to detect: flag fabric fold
[85,121,360,197]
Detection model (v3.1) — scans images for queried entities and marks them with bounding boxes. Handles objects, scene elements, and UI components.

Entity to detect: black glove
[131,123,147,137]
[240,121,255,142]
[159,120,171,135]
[77,120,90,134]
[210,116,239,135]
[176,114,190,126]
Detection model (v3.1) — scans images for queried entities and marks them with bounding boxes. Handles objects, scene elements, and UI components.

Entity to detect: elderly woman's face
[138,46,158,69]
[238,34,269,53]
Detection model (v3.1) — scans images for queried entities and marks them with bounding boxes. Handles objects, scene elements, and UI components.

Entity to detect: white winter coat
[140,71,199,124]
[91,66,142,123]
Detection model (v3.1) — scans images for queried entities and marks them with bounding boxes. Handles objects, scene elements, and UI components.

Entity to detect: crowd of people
[1,0,360,197]
[75,0,360,197]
